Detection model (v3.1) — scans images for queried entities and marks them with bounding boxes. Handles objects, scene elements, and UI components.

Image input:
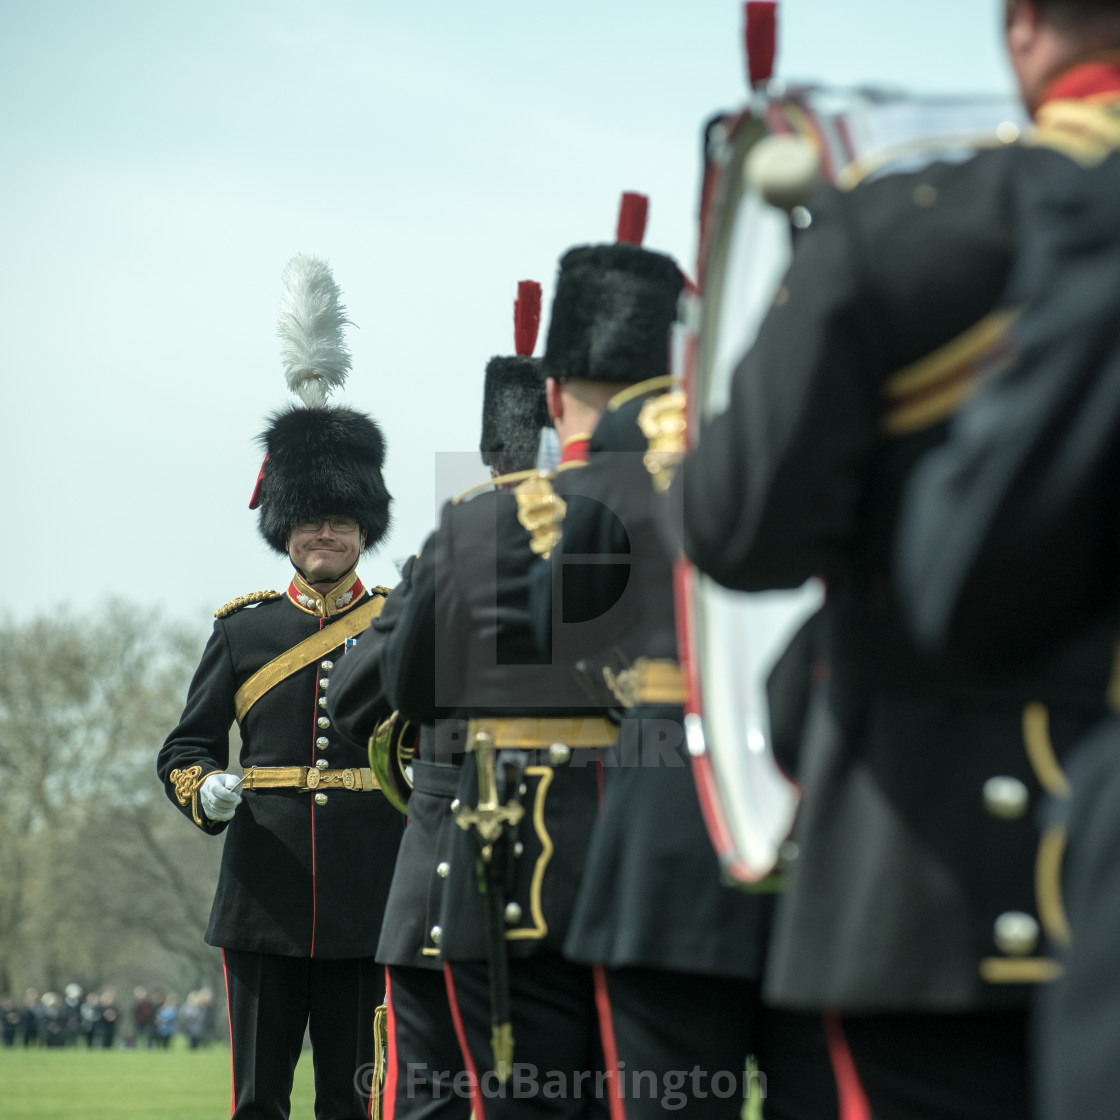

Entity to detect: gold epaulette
[638,390,687,492]
[515,473,567,560]
[370,585,392,598]
[215,590,282,619]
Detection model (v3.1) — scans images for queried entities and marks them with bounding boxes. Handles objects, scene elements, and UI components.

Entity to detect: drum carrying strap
[233,594,385,723]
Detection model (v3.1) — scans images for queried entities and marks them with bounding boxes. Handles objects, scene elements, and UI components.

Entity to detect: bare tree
[0,606,224,999]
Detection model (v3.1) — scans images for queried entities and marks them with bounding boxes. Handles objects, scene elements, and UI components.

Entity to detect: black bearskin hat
[479,355,549,475]
[542,242,683,385]
[478,280,549,476]
[254,406,392,555]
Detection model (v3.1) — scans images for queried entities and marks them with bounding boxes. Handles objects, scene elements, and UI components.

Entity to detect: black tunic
[895,150,1120,1120]
[158,575,405,959]
[544,400,772,978]
[327,551,469,970]
[383,488,608,962]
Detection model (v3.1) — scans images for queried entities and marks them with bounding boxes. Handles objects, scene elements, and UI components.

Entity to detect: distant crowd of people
[1,985,218,1050]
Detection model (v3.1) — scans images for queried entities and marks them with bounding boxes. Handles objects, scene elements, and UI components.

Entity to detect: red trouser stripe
[592,965,627,1120]
[823,1011,871,1120]
[382,968,397,1120]
[443,963,485,1120]
[220,949,236,1118]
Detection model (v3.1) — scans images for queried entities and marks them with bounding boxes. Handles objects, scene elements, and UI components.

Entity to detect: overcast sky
[1,1,1017,625]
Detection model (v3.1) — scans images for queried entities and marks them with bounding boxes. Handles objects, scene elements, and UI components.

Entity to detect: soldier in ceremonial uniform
[536,377,838,1120]
[326,281,550,1120]
[672,2,1120,1116]
[376,215,675,1119]
[895,149,1120,1118]
[158,256,404,1120]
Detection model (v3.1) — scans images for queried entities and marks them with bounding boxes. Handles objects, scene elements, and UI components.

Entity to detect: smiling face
[286,516,363,585]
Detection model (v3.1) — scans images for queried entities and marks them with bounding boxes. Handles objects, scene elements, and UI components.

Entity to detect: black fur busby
[254,406,392,555]
[542,242,683,385]
[479,280,550,475]
[479,356,549,475]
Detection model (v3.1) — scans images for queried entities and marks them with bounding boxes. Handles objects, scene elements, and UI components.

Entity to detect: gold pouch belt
[240,766,380,792]
[603,658,686,707]
[467,717,618,750]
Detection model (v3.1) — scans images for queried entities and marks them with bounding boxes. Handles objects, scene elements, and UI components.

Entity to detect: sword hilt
[455,729,524,861]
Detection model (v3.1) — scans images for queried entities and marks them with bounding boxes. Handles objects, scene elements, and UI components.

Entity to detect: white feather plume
[277,254,354,408]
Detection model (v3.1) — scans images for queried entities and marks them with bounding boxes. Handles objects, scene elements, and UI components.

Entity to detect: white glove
[200,773,243,822]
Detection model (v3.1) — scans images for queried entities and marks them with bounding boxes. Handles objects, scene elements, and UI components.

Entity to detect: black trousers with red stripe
[595,967,838,1120]
[835,1010,1032,1120]
[384,965,471,1120]
[444,952,609,1120]
[222,948,383,1120]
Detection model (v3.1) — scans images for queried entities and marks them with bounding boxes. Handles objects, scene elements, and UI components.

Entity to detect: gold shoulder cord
[215,590,282,619]
[233,593,387,723]
[607,375,682,412]
[452,469,547,505]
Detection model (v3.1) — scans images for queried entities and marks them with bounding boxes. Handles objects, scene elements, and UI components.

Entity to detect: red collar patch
[286,570,365,617]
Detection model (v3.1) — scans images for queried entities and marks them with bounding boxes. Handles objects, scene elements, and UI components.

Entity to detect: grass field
[0,1041,762,1118]
[0,1040,316,1119]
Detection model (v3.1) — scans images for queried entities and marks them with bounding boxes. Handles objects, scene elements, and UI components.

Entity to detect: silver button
[548,743,571,765]
[314,792,328,806]
[778,841,800,865]
[318,696,328,709]
[430,925,442,946]
[315,759,329,771]
[436,862,450,879]
[994,911,1040,956]
[321,660,334,671]
[318,716,330,729]
[518,783,527,797]
[791,205,812,229]
[316,737,330,751]
[983,777,1029,821]
[914,183,938,207]
[319,677,329,690]
[450,799,461,813]
[513,842,524,858]
[503,902,522,924]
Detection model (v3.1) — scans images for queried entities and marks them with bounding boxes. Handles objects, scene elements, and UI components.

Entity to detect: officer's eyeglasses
[292,517,360,535]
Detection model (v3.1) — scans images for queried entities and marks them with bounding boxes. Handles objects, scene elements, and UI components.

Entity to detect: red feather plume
[514,280,542,356]
[744,1,778,88]
[248,453,269,509]
[616,192,649,246]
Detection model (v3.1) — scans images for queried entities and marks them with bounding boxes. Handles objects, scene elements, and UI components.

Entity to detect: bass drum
[680,86,1024,885]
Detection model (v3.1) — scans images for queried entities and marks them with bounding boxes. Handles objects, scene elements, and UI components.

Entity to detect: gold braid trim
[1022,703,1072,799]
[979,957,1064,984]
[215,590,281,619]
[169,765,222,827]
[1031,98,1120,166]
[370,1003,388,1119]
[1036,825,1072,948]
